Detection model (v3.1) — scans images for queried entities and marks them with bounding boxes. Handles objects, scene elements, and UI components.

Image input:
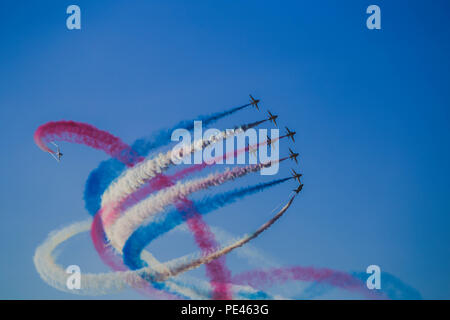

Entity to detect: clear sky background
[0,0,449,299]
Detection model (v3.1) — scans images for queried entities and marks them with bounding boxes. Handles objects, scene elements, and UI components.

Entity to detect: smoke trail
[143,194,297,282]
[123,178,292,270]
[351,271,422,300]
[197,103,251,124]
[94,204,234,299]
[34,219,276,299]
[92,195,233,299]
[294,271,422,300]
[33,219,211,299]
[91,213,127,271]
[33,116,306,299]
[91,114,271,299]
[128,175,233,299]
[89,214,184,299]
[90,168,236,298]
[84,104,252,215]
[100,125,245,208]
[34,121,142,166]
[230,267,386,299]
[240,118,268,131]
[34,115,250,298]
[95,128,280,297]
[34,218,417,300]
[35,107,415,300]
[155,175,234,299]
[107,162,276,251]
[90,167,235,298]
[100,115,273,209]
[34,121,202,297]
[101,133,283,229]
[34,219,144,296]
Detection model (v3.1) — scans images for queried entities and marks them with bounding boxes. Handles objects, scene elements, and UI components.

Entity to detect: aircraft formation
[250,94,303,194]
[45,94,303,194]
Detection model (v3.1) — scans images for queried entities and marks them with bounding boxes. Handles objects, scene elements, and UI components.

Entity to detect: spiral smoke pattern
[33,103,421,299]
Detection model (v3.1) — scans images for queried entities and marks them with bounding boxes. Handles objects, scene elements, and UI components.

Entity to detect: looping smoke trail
[94,132,281,297]
[33,103,421,300]
[100,117,265,207]
[139,194,296,282]
[34,104,281,299]
[123,178,292,270]
[107,162,276,251]
[84,103,252,215]
[34,121,142,166]
[34,219,271,299]
[92,117,273,298]
[130,174,234,299]
[34,108,250,299]
[84,104,258,298]
[34,215,418,300]
[100,134,285,235]
[231,267,386,299]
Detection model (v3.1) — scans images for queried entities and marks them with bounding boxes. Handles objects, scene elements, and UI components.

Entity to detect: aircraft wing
[49,152,60,162]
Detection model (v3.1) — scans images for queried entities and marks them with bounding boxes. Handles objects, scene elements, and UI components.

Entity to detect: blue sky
[0,0,449,299]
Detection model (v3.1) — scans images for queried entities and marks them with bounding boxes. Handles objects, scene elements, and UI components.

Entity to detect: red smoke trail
[97,135,290,298]
[232,267,387,299]
[151,175,232,299]
[93,174,233,299]
[90,213,180,299]
[34,120,232,298]
[34,121,142,166]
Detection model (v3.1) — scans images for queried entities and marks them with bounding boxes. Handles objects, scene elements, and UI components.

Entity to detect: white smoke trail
[33,219,279,299]
[101,127,245,208]
[107,162,273,251]
[33,219,205,298]
[153,194,297,281]
[34,220,142,295]
[171,224,281,270]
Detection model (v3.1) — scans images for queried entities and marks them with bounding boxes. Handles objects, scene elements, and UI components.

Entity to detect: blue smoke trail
[83,103,251,215]
[351,271,422,300]
[123,177,292,270]
[296,271,422,300]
